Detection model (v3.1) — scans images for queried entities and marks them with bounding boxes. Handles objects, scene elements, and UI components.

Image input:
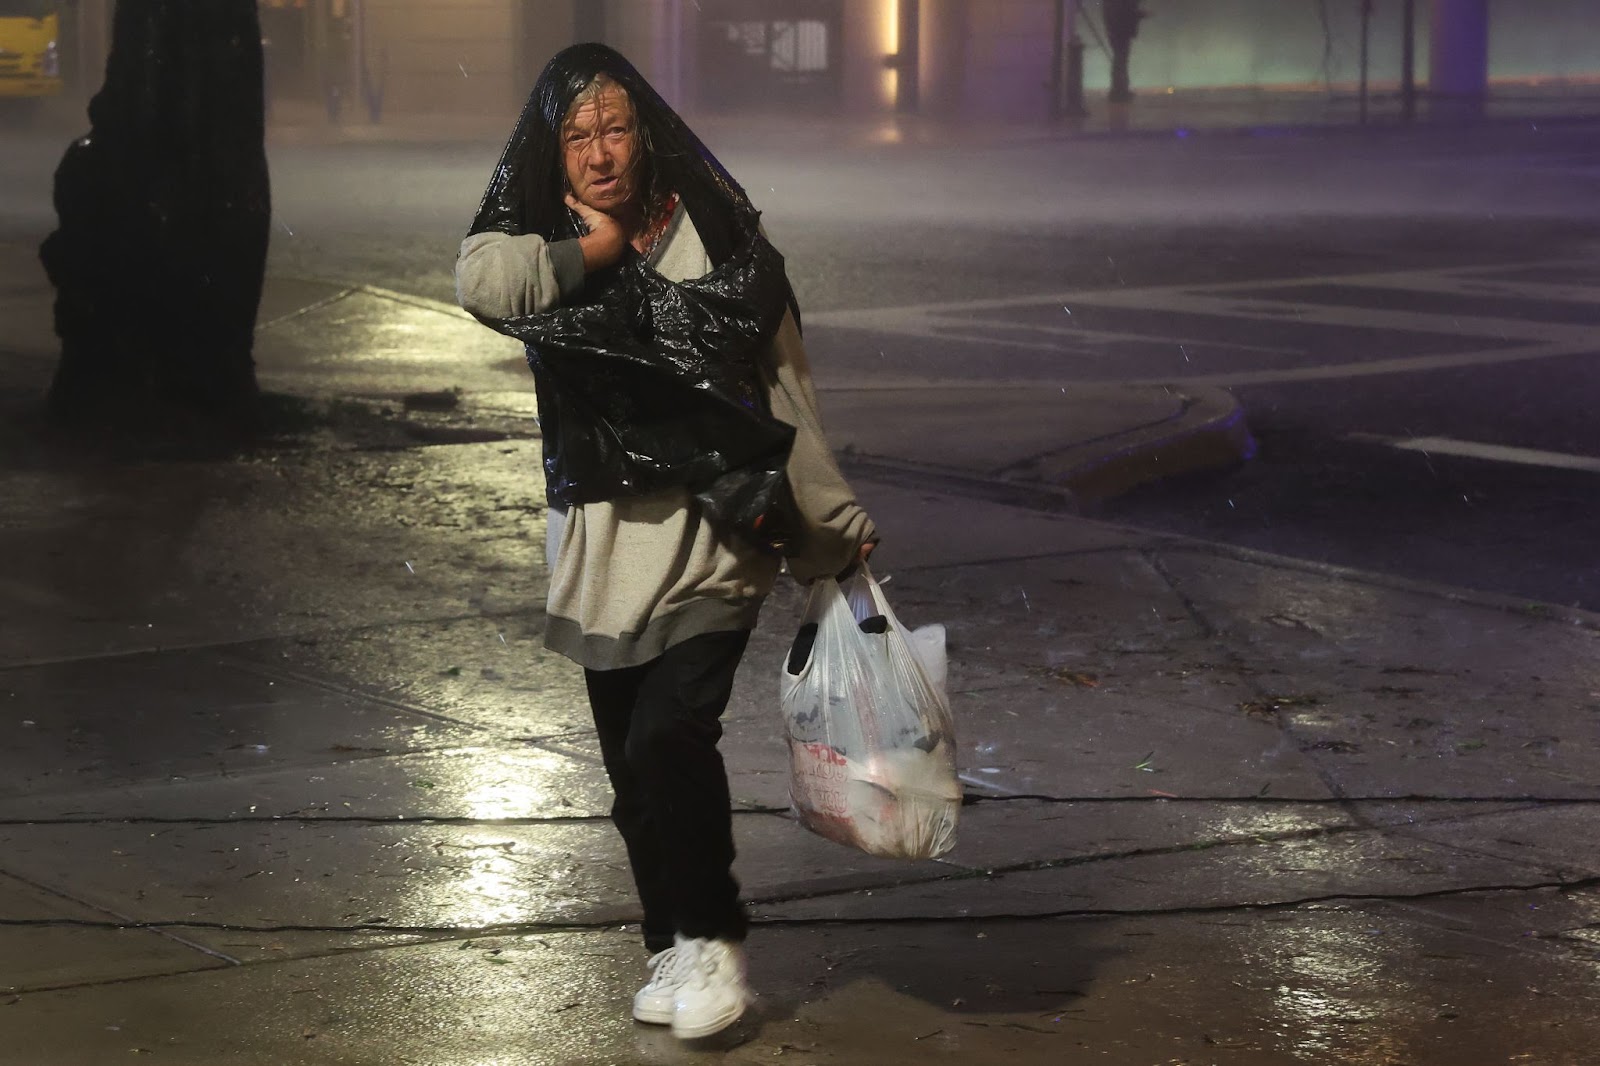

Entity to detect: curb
[841,386,1254,512]
[1147,534,1600,633]
[1027,386,1256,501]
[840,453,1080,514]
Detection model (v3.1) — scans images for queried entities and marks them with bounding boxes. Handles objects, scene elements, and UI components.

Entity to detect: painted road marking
[1128,340,1584,388]
[808,258,1600,388]
[981,319,1305,355]
[1344,276,1600,306]
[1060,289,1587,343]
[805,258,1597,327]
[1354,434,1600,474]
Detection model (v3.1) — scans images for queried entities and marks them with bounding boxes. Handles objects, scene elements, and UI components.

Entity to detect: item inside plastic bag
[781,565,960,860]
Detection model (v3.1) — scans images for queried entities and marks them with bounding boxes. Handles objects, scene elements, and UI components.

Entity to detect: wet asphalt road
[1108,350,1600,612]
[4,117,1599,610]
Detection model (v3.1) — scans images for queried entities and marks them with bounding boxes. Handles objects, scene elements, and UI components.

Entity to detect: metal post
[1359,0,1372,124]
[1401,0,1417,122]
[348,0,364,122]
[1429,0,1490,121]
[1063,0,1086,118]
[896,0,920,114]
[1050,0,1064,120]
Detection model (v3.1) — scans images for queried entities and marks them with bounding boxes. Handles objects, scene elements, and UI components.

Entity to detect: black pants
[584,629,751,955]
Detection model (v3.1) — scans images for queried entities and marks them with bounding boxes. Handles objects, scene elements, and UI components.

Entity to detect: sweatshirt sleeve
[454,231,586,320]
[763,311,878,584]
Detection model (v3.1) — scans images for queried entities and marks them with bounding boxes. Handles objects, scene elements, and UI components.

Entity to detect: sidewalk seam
[848,473,1600,628]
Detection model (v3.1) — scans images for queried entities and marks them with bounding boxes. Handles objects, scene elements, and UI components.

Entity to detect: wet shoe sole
[632,1004,673,1026]
[670,1000,746,1039]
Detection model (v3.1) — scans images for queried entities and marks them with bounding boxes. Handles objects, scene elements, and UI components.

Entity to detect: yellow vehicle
[0,0,61,101]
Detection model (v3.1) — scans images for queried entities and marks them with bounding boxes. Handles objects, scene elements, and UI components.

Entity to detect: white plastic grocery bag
[780,565,960,859]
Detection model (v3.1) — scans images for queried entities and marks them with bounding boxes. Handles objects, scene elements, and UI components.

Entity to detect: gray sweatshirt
[455,212,876,670]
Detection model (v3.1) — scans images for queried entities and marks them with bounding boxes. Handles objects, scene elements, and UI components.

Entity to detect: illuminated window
[698,4,843,111]
[772,20,828,74]
[722,19,829,74]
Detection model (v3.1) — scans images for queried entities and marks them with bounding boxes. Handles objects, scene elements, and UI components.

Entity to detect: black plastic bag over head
[466,44,800,547]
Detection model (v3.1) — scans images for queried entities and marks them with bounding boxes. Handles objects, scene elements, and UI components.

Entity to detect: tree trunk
[40,0,271,428]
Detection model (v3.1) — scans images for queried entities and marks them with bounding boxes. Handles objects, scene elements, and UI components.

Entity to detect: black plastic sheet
[466,43,799,548]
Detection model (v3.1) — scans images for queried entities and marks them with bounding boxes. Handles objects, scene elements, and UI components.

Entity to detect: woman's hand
[565,193,627,272]
[836,539,877,580]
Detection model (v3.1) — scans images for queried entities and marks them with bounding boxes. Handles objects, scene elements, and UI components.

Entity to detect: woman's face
[562,85,640,215]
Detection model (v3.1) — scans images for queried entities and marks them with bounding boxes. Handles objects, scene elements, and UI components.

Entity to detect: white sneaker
[631,944,686,1025]
[670,936,750,1039]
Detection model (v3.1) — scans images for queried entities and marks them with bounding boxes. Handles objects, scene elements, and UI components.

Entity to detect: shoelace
[675,941,721,992]
[645,945,684,990]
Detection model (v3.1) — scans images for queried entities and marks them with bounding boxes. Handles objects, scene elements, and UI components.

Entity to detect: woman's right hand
[565,194,626,272]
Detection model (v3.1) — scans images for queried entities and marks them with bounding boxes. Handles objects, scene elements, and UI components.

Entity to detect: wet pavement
[3,240,1600,1064]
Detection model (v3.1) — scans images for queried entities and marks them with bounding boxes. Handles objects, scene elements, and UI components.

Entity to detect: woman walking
[456,44,875,1039]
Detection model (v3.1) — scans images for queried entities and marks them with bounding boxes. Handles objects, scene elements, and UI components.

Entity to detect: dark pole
[1050,0,1064,120]
[1401,0,1417,122]
[1359,0,1373,124]
[895,0,920,114]
[1104,1,1143,105]
[1063,0,1086,117]
[348,0,363,121]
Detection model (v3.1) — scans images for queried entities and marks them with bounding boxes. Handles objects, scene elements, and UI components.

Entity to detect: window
[771,20,828,74]
[698,3,842,111]
[722,19,829,74]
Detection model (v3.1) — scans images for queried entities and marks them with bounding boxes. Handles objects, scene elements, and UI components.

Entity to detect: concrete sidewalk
[2,246,1600,1064]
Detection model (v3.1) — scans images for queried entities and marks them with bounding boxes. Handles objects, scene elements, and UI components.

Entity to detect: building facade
[49,1,1600,126]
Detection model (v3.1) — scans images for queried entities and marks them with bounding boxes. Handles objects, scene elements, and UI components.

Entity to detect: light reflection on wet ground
[1262,923,1403,1062]
[2,335,1598,1060]
[5,474,1600,1058]
[5,912,1597,1065]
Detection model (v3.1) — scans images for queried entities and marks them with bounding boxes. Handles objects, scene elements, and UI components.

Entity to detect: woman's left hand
[835,540,878,581]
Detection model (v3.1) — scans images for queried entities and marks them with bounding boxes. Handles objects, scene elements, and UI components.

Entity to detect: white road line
[1118,341,1588,387]
[820,331,1592,389]
[1340,276,1600,305]
[1067,289,1585,343]
[969,319,1307,356]
[1356,434,1600,474]
[805,258,1600,387]
[804,257,1597,326]
[842,321,1080,354]
[816,324,1310,362]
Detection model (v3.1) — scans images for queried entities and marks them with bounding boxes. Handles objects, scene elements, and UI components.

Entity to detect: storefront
[694,0,845,112]
[55,2,1600,129]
